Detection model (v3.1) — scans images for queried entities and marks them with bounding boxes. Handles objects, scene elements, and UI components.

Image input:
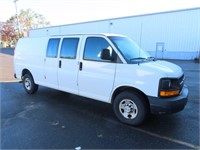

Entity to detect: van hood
[141,60,183,78]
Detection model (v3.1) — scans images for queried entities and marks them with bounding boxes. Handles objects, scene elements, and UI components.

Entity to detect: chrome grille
[179,74,184,90]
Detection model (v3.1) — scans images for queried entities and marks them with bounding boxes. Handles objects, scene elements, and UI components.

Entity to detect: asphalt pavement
[0,49,199,149]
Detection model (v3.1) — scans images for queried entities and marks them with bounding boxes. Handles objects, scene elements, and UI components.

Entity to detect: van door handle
[79,62,83,71]
[59,60,62,68]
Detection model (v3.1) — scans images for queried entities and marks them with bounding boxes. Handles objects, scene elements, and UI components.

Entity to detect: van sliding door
[57,37,80,94]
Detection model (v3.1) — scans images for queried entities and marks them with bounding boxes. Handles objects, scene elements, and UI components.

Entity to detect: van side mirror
[100,49,113,61]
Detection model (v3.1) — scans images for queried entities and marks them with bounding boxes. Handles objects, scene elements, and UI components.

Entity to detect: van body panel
[113,63,160,98]
[141,60,183,78]
[78,60,116,102]
[58,59,79,94]
[14,34,185,100]
[77,35,117,102]
[111,60,183,100]
[14,37,48,85]
[14,33,188,123]
[57,35,83,95]
[44,57,59,89]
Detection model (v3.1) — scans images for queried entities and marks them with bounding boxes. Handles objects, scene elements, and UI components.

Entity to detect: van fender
[22,69,32,80]
[110,85,149,106]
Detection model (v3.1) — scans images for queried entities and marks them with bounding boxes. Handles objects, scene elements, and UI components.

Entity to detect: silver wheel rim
[24,78,31,91]
[119,99,138,119]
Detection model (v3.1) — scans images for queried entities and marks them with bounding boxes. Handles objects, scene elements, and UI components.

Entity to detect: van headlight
[159,76,184,97]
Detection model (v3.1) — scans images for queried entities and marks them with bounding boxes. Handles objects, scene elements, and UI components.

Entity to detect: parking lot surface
[0,49,199,149]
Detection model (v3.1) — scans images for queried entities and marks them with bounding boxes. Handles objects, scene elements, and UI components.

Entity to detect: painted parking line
[104,117,199,149]
[131,126,199,149]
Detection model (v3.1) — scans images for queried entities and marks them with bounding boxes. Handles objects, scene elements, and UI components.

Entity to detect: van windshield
[108,36,152,63]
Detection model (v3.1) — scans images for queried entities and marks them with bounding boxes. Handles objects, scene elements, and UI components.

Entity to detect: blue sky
[0,0,200,26]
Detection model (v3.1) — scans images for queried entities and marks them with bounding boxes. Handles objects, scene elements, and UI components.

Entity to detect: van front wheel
[23,74,38,94]
[113,91,148,126]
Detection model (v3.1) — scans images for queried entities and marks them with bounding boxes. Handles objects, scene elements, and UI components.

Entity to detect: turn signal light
[160,90,180,97]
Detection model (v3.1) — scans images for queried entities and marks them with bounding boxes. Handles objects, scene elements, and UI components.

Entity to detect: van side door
[44,38,60,89]
[78,36,117,102]
[57,36,81,94]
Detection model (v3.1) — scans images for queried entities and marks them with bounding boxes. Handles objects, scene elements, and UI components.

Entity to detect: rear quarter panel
[14,37,49,84]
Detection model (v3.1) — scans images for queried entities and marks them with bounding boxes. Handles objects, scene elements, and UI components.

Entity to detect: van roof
[50,33,127,37]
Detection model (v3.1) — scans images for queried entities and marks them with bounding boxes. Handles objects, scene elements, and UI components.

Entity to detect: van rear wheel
[113,91,148,126]
[23,74,38,94]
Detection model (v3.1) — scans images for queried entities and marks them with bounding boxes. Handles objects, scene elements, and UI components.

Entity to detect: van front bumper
[148,86,188,114]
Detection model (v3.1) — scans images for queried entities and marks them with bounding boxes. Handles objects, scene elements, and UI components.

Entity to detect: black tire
[113,91,148,126]
[22,74,38,94]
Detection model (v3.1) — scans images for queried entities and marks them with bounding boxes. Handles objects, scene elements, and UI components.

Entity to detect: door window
[60,38,79,59]
[83,37,114,62]
[46,38,60,58]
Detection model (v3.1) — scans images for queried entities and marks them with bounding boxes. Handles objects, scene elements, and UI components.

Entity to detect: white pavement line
[105,118,199,149]
[132,127,198,149]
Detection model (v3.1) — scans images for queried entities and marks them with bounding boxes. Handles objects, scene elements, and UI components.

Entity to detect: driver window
[83,37,114,62]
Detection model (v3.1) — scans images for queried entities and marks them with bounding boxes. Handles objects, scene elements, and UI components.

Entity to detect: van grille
[179,74,184,90]
[171,74,184,91]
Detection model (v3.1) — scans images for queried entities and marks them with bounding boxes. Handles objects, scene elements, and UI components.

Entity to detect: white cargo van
[14,34,188,125]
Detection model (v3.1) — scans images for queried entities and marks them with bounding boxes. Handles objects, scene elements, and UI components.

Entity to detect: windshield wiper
[147,57,157,61]
[130,57,147,61]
